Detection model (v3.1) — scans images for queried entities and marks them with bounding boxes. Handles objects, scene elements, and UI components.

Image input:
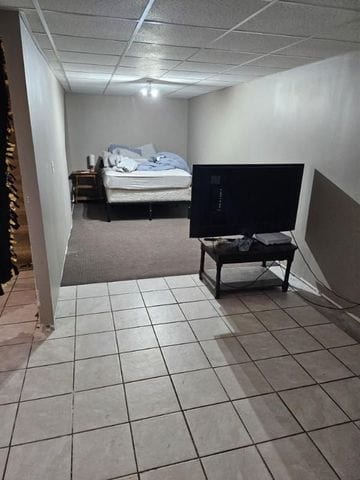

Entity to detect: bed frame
[104,186,192,221]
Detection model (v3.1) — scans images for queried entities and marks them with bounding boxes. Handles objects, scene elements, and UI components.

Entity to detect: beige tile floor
[0,271,359,479]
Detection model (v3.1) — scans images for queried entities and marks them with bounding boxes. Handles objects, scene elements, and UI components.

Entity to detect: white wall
[19,21,72,314]
[188,51,360,301]
[1,11,51,324]
[65,93,189,172]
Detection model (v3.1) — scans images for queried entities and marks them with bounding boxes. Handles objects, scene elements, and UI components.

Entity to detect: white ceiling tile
[43,49,57,62]
[230,65,286,76]
[106,83,142,95]
[281,0,360,11]
[169,85,222,98]
[0,0,33,8]
[52,70,66,81]
[236,2,360,37]
[174,61,231,73]
[23,10,45,33]
[115,66,143,75]
[69,78,108,86]
[318,19,360,42]
[70,85,105,94]
[59,81,70,92]
[121,57,179,70]
[131,68,169,78]
[161,71,211,82]
[137,22,224,48]
[106,82,182,96]
[34,33,52,49]
[167,91,195,98]
[213,31,303,54]
[115,65,168,78]
[66,72,111,82]
[106,91,137,96]
[63,63,115,73]
[211,73,260,82]
[147,0,268,29]
[197,79,237,87]
[248,54,315,68]
[277,37,360,58]
[39,0,148,18]
[112,73,144,82]
[58,51,119,66]
[42,11,137,40]
[127,42,198,60]
[201,75,237,84]
[190,49,260,65]
[53,35,126,55]
[47,61,63,72]
[149,83,185,93]
[69,78,108,93]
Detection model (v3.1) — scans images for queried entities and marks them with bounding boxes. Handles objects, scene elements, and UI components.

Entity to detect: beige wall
[65,93,189,172]
[20,21,72,313]
[188,51,360,304]
[0,11,71,324]
[0,11,52,324]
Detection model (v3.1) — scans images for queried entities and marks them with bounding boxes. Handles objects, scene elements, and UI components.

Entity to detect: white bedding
[106,187,191,203]
[102,168,192,190]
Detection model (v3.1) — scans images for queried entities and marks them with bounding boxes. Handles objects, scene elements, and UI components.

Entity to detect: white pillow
[119,148,143,159]
[139,143,156,158]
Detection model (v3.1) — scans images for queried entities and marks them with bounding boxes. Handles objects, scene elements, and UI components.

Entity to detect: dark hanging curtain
[0,40,19,295]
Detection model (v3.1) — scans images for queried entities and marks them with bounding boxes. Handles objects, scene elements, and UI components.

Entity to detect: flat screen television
[189,163,304,238]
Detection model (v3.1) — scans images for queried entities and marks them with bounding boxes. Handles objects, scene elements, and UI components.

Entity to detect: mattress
[103,168,192,190]
[105,187,191,203]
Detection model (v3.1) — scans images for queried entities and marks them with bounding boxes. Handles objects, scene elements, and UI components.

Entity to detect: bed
[102,167,192,221]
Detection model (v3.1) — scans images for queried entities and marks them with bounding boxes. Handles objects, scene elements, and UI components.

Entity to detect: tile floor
[0,271,359,479]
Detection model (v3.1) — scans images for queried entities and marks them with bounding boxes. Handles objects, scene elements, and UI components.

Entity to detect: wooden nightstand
[69,170,103,203]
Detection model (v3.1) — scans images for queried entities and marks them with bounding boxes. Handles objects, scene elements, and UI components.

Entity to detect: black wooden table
[199,238,297,298]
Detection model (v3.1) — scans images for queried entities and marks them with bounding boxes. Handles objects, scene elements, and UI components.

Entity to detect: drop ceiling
[0,0,359,98]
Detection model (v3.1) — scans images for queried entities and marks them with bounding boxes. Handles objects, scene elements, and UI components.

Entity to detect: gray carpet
[61,203,204,285]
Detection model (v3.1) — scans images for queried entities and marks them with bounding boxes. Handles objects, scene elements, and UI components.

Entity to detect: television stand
[199,238,297,299]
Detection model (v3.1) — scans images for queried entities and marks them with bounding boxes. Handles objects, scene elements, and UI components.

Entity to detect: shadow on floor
[78,201,189,222]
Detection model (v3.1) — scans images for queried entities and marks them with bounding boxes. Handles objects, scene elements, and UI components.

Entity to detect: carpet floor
[61,202,204,286]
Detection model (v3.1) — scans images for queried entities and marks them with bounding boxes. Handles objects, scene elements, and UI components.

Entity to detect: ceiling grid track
[8,0,358,97]
[102,0,157,94]
[159,15,360,95]
[153,0,280,84]
[30,0,71,91]
[163,15,360,96]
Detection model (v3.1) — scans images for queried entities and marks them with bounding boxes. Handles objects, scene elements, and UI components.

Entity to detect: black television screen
[189,163,304,238]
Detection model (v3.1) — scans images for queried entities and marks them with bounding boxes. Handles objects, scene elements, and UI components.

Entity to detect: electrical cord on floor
[220,261,278,291]
[276,261,360,311]
[290,231,360,307]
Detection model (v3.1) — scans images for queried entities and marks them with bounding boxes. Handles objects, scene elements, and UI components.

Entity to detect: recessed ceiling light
[140,80,159,98]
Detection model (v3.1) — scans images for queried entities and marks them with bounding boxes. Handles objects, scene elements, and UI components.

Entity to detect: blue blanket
[137,152,190,173]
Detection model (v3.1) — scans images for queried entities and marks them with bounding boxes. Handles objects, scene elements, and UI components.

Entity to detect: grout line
[69,289,77,480]
[107,281,140,477]
[139,287,210,480]
[184,316,267,478]
[1,316,36,480]
[4,410,356,452]
[259,323,350,479]
[2,278,359,478]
